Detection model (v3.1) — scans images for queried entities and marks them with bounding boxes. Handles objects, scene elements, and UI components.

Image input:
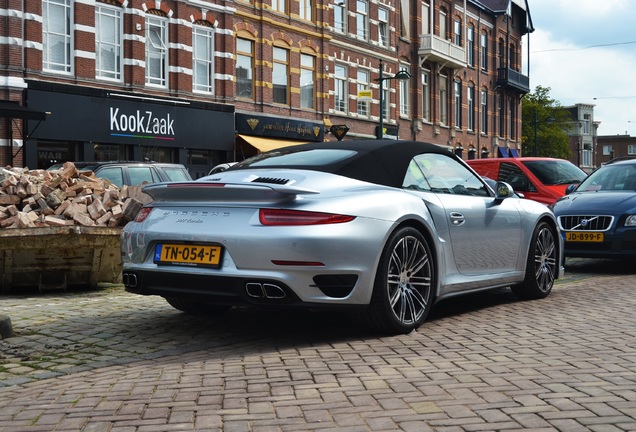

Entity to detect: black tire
[363,227,434,335]
[164,298,232,315]
[511,221,557,300]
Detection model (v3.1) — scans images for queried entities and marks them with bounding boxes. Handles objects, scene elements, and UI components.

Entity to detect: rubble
[0,162,152,229]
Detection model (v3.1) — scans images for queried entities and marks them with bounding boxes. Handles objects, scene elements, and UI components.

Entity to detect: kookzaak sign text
[110,107,175,140]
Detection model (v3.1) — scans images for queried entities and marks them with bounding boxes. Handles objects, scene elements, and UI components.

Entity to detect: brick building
[0,0,533,177]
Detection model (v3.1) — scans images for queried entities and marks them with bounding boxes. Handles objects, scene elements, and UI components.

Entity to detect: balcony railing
[418,34,466,69]
[496,67,530,94]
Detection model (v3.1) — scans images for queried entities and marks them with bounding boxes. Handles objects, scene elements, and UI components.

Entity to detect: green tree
[521,86,572,158]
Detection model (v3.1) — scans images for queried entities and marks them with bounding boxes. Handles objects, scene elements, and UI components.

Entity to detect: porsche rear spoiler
[141,181,319,203]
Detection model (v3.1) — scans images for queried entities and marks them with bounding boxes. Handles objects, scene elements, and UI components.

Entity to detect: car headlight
[626,215,636,227]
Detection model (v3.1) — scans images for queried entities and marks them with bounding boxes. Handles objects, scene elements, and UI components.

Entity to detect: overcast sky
[524,0,636,137]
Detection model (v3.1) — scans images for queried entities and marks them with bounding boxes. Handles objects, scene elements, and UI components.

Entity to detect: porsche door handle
[449,212,465,226]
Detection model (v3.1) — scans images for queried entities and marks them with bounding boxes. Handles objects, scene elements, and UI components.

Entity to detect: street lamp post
[376,59,411,139]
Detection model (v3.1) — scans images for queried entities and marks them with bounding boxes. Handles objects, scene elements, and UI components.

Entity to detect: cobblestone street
[0,260,635,431]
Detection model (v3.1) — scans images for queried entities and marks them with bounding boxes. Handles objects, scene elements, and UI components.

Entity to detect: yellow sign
[357,90,372,101]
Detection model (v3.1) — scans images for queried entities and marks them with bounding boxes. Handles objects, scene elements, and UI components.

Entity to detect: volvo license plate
[565,232,604,242]
[154,243,223,267]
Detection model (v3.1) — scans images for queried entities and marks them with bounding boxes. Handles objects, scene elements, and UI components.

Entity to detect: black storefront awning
[0,100,47,121]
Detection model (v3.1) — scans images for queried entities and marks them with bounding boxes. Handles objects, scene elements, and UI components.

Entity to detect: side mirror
[494,181,514,200]
[565,184,577,195]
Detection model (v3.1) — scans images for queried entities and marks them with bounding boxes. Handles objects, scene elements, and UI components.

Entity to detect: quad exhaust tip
[122,272,138,288]
[245,282,287,299]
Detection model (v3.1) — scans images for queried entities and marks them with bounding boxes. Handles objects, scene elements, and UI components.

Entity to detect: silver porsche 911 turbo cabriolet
[121,140,563,335]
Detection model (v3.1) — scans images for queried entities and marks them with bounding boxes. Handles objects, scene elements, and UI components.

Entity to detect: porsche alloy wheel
[512,221,557,300]
[365,227,434,334]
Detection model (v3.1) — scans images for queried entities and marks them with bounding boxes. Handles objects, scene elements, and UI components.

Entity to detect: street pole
[378,59,384,139]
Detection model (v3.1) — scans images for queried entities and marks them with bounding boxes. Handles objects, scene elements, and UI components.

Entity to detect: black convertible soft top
[236,139,459,188]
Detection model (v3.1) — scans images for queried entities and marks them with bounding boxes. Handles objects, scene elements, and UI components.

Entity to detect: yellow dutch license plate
[565,232,604,242]
[154,243,223,267]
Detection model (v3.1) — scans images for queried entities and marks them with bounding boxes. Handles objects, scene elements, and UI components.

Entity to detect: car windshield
[522,160,587,185]
[577,163,636,192]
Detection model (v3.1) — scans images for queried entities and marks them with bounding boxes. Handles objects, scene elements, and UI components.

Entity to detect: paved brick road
[0,260,635,431]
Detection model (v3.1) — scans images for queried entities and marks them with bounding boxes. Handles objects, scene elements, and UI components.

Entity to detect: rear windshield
[236,149,357,168]
[521,160,587,186]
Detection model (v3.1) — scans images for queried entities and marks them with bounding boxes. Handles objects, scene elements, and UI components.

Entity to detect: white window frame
[193,25,215,94]
[602,145,612,156]
[453,19,461,46]
[300,0,312,21]
[273,47,290,105]
[357,69,370,117]
[454,79,462,128]
[480,32,488,71]
[334,64,347,113]
[95,4,122,81]
[333,0,346,33]
[439,74,448,125]
[356,0,368,40]
[628,145,636,155]
[421,70,430,121]
[236,38,254,99]
[467,25,474,66]
[273,0,286,13]
[399,65,409,117]
[480,89,488,134]
[467,84,475,131]
[378,8,389,47]
[42,0,73,74]
[439,10,447,39]
[300,53,315,109]
[421,3,429,34]
[145,14,169,87]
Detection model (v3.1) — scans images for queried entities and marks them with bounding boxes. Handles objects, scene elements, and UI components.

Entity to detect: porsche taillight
[134,207,153,222]
[259,209,355,226]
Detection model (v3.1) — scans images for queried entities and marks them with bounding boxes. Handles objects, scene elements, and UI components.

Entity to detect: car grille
[558,215,613,231]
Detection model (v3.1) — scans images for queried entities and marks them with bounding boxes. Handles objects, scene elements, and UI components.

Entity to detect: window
[508,96,515,139]
[334,64,347,113]
[603,145,612,156]
[467,26,475,67]
[439,74,448,125]
[583,114,591,134]
[498,38,505,68]
[300,53,315,109]
[356,0,368,39]
[399,0,409,38]
[273,0,286,13]
[193,25,215,93]
[629,145,636,155]
[300,0,312,21]
[381,78,389,121]
[421,3,429,34]
[42,0,72,73]
[357,69,370,116]
[236,38,254,99]
[582,148,592,166]
[333,0,346,33]
[399,66,409,117]
[480,89,488,134]
[421,70,430,121]
[497,94,504,136]
[453,19,461,46]
[454,79,462,128]
[145,14,168,87]
[95,4,122,81]
[467,84,475,131]
[273,47,289,105]
[480,32,488,71]
[378,8,389,47]
[439,10,447,39]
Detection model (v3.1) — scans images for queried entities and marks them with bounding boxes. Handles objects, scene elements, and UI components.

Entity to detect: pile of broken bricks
[0,162,152,229]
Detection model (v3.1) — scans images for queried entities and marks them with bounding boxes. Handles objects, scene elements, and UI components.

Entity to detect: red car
[467,157,587,205]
